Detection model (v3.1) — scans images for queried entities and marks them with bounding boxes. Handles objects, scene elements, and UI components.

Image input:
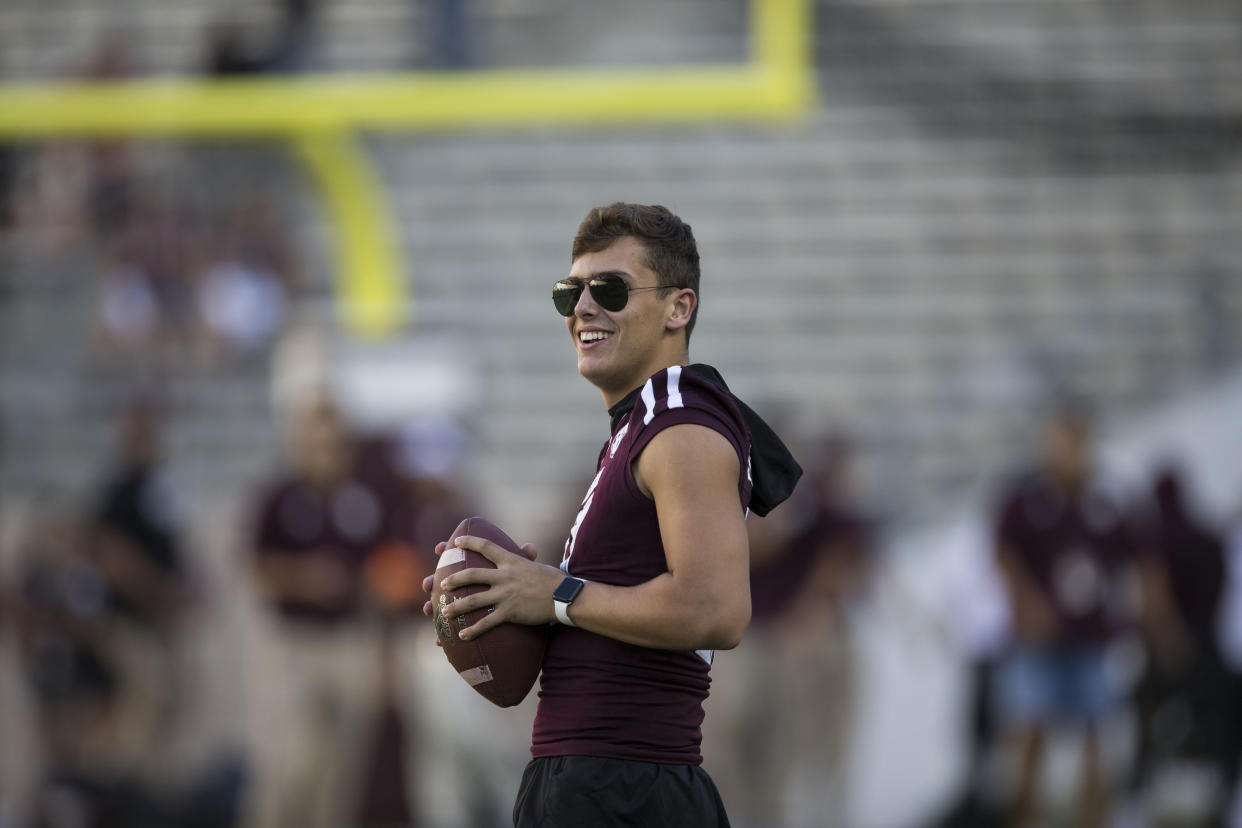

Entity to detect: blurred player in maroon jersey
[707,430,872,828]
[1125,464,1242,825]
[426,203,801,827]
[248,395,391,828]
[991,404,1137,828]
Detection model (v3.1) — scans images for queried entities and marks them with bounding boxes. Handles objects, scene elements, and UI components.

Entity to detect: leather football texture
[431,516,548,707]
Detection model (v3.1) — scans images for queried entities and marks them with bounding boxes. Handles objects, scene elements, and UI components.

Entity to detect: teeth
[580,331,610,342]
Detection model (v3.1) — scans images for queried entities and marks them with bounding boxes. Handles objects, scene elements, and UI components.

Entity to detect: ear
[665,288,697,333]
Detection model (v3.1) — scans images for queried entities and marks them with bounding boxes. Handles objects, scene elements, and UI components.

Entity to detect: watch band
[553,576,586,627]
[554,596,577,626]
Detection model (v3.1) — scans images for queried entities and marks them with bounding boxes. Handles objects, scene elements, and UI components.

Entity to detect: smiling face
[565,236,695,407]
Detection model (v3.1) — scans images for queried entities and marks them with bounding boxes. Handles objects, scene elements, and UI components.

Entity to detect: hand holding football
[429,517,548,707]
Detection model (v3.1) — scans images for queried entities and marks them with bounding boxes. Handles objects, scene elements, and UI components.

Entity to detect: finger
[434,541,447,557]
[519,543,538,562]
[439,590,494,620]
[458,610,502,641]
[454,535,523,567]
[422,599,433,617]
[441,567,501,594]
[422,574,435,595]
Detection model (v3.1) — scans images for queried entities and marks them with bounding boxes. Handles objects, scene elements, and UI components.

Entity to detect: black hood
[607,364,802,517]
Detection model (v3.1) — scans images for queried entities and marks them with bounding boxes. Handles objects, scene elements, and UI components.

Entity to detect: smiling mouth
[579,331,611,344]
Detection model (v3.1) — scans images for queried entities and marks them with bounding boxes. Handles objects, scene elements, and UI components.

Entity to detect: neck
[600,356,690,409]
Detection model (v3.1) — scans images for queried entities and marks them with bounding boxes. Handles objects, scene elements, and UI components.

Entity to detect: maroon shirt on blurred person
[1137,469,1226,646]
[253,474,385,623]
[749,506,869,626]
[995,471,1135,644]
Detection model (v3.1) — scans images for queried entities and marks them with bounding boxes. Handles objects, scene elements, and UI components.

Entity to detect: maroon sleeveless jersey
[531,365,753,765]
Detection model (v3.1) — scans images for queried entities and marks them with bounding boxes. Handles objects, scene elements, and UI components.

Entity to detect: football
[430,516,548,707]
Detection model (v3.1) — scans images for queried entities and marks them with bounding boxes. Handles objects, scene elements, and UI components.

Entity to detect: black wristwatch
[553,576,586,627]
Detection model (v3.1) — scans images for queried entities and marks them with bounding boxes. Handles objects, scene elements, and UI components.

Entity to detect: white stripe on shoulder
[641,378,657,426]
[667,365,684,411]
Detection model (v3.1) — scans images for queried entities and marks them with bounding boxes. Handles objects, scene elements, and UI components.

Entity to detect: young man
[425,203,800,827]
[991,405,1136,828]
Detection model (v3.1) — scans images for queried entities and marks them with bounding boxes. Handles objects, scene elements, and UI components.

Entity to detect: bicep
[636,425,750,603]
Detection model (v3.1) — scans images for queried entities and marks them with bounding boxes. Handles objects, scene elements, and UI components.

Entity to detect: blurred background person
[354,416,482,828]
[77,35,139,238]
[245,384,485,828]
[90,398,198,645]
[9,397,235,828]
[924,515,1011,828]
[193,192,296,366]
[1122,464,1242,827]
[423,0,474,69]
[1224,497,1242,825]
[92,186,200,366]
[245,393,391,828]
[12,502,157,827]
[205,0,318,77]
[990,403,1139,828]
[85,396,205,808]
[10,508,239,827]
[706,428,874,828]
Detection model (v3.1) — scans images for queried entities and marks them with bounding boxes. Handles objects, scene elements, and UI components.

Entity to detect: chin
[576,357,607,385]
[577,356,621,394]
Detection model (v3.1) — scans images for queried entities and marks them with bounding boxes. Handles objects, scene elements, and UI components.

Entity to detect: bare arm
[434,423,751,651]
[1136,556,1191,672]
[95,528,192,617]
[253,551,351,607]
[995,543,1058,643]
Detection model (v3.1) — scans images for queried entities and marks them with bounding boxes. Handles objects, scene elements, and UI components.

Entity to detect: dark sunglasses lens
[589,276,630,312]
[552,280,583,316]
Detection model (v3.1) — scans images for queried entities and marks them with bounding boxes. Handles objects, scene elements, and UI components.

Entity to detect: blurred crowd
[0,382,480,828]
[2,34,304,377]
[8,125,297,371]
[7,386,1240,828]
[2,400,234,828]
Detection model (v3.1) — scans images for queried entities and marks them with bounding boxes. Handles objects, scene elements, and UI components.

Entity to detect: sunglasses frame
[552,273,677,317]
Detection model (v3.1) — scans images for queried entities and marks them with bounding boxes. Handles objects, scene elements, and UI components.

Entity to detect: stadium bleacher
[0,0,1239,540]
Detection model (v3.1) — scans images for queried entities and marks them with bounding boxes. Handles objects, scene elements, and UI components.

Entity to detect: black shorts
[513,755,731,828]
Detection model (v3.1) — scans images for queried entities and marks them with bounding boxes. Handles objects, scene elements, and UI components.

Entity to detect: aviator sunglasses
[552,273,679,317]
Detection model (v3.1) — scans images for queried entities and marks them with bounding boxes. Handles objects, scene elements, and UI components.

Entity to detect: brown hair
[572,202,701,341]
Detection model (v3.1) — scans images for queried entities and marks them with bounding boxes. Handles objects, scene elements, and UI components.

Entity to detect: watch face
[554,577,584,603]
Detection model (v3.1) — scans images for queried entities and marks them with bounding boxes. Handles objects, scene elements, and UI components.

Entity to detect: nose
[573,284,599,317]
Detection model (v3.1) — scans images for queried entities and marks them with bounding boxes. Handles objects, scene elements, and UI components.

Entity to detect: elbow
[697,601,750,651]
[708,627,746,651]
[719,606,751,650]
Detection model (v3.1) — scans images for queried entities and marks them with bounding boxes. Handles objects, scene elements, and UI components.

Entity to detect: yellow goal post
[0,0,814,338]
